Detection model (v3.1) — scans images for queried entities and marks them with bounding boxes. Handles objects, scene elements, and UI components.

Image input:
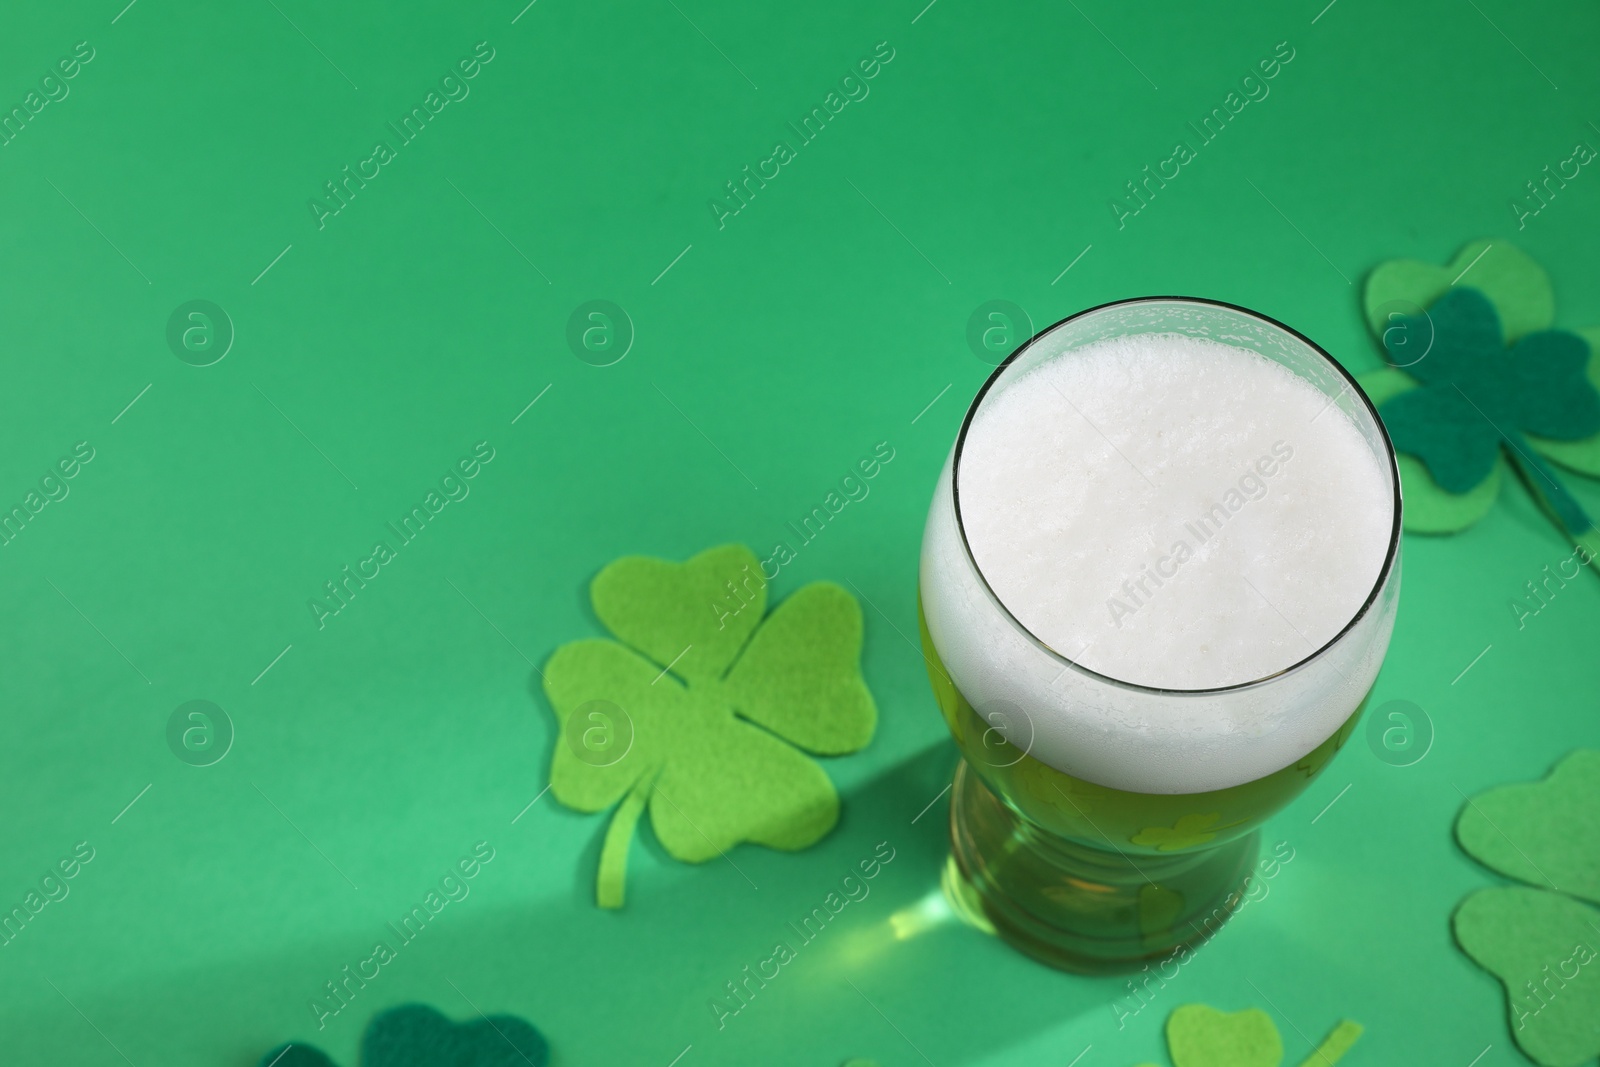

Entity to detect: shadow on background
[3,739,1167,1066]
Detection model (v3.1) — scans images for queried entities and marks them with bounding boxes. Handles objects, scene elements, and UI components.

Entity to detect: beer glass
[919,297,1401,972]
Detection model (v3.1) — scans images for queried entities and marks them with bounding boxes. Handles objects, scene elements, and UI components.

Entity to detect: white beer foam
[921,333,1397,794]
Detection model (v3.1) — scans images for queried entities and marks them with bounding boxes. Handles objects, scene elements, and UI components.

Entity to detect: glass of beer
[919,297,1401,972]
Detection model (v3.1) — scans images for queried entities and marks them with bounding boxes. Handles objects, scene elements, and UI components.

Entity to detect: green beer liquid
[920,598,1366,971]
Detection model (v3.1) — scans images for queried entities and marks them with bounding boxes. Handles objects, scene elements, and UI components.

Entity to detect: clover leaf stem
[1504,434,1595,539]
[597,774,655,909]
[1293,1020,1362,1067]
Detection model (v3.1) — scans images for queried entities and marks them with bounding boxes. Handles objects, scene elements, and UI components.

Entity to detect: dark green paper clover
[542,544,877,908]
[259,1004,549,1067]
[1380,286,1600,535]
[1358,240,1600,551]
[1453,750,1600,1067]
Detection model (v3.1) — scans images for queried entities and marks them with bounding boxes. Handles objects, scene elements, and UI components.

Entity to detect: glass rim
[950,295,1403,697]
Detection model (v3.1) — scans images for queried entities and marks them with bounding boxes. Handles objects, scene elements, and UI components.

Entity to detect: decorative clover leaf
[1015,755,1108,817]
[543,544,876,907]
[1456,888,1600,1067]
[1132,1004,1363,1067]
[1378,286,1600,535]
[1358,240,1600,551]
[1453,751,1600,1067]
[1356,364,1509,534]
[1166,1005,1281,1067]
[1458,749,1600,904]
[260,1004,549,1067]
[1364,238,1554,343]
[1132,813,1238,852]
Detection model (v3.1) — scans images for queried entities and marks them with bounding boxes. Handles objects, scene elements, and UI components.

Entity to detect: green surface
[0,1,1597,1065]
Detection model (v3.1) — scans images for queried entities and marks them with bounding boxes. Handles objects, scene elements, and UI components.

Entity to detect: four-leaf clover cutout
[1453,750,1600,1067]
[543,544,876,907]
[1358,240,1600,553]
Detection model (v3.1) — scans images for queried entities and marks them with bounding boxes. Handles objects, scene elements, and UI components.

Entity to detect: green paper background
[0,0,1596,1064]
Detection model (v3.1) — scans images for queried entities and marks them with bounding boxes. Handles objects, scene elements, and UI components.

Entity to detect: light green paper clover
[1453,751,1600,1067]
[1132,1004,1362,1067]
[1357,239,1600,545]
[543,544,876,908]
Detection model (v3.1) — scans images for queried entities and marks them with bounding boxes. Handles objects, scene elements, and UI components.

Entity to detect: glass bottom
[949,760,1257,974]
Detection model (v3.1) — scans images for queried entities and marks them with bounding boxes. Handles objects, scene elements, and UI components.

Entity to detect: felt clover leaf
[1458,749,1600,905]
[1364,239,1555,343]
[1132,1004,1363,1067]
[1453,750,1600,1067]
[260,1003,550,1067]
[1357,240,1600,552]
[1379,287,1600,531]
[543,544,877,908]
